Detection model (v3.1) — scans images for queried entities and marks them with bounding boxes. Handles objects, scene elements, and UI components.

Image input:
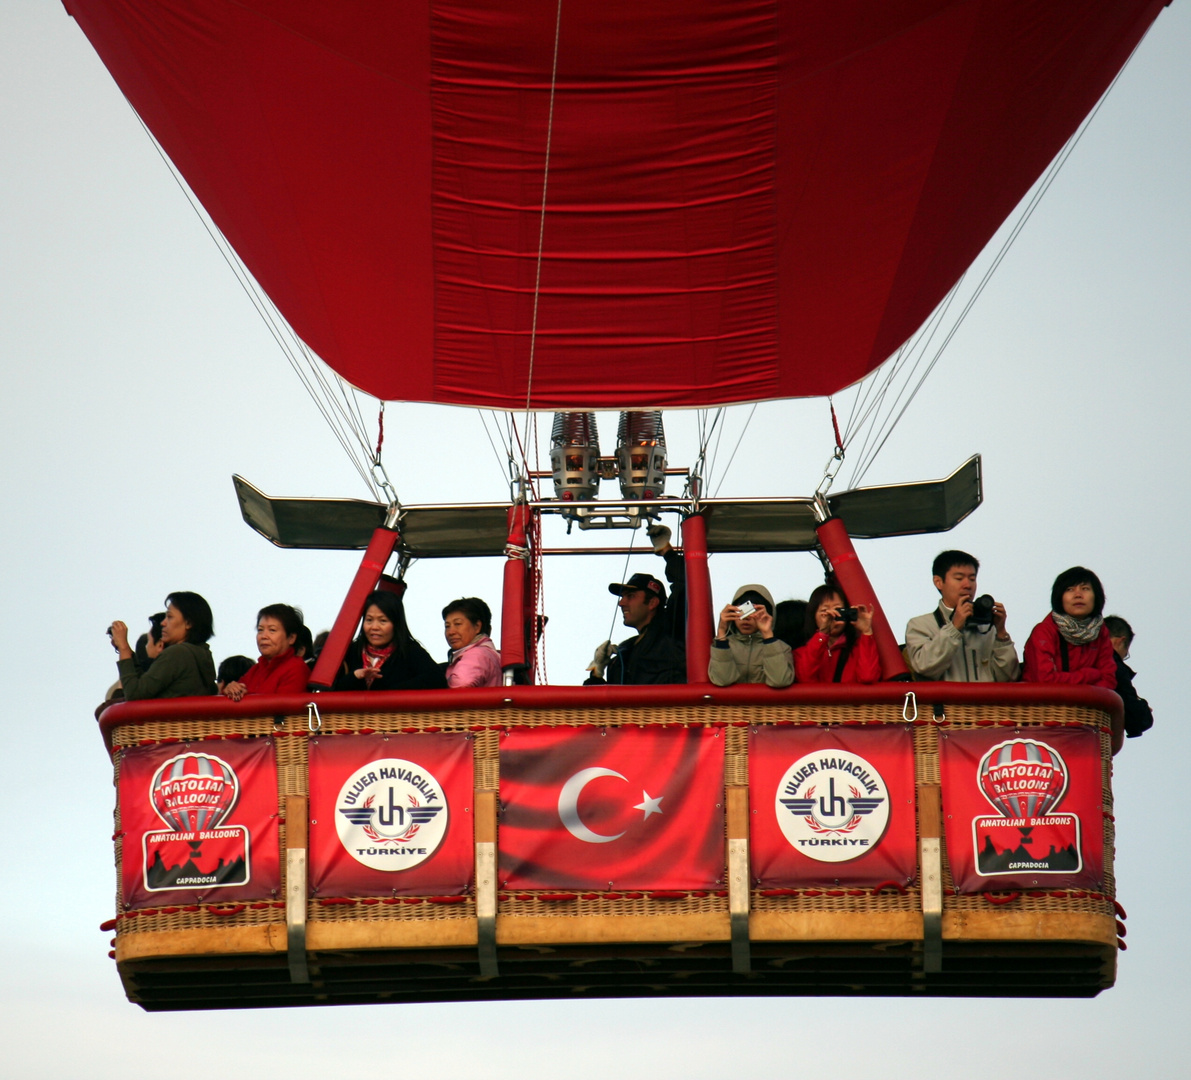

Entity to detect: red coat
[240,649,310,695]
[1023,617,1116,689]
[794,631,881,684]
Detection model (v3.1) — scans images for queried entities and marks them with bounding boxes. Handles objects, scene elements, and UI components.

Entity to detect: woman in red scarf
[1023,567,1116,688]
[222,603,310,700]
[332,590,446,692]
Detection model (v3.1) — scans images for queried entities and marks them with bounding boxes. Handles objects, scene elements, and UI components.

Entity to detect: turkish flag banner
[309,733,474,897]
[118,738,281,908]
[749,725,917,888]
[499,727,725,891]
[940,727,1105,892]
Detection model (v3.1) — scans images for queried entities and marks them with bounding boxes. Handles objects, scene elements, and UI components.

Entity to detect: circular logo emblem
[775,749,890,862]
[150,752,239,833]
[335,758,448,871]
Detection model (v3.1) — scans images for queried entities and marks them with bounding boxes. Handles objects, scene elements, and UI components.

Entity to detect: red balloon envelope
[65,0,1168,409]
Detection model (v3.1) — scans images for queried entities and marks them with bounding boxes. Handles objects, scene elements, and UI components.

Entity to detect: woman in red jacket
[794,584,881,684]
[222,603,311,700]
[1023,567,1116,688]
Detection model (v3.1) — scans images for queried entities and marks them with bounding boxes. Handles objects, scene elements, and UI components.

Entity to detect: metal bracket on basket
[285,795,310,983]
[728,838,751,974]
[920,837,943,974]
[726,787,751,974]
[918,782,944,974]
[475,841,499,978]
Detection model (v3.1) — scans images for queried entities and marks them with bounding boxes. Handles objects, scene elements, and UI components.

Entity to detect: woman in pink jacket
[1023,567,1116,689]
[442,597,502,688]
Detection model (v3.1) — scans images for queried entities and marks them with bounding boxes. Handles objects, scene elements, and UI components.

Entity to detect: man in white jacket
[904,550,1019,682]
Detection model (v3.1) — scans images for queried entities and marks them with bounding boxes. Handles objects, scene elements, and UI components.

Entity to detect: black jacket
[332,639,447,692]
[591,620,687,686]
[1115,654,1154,738]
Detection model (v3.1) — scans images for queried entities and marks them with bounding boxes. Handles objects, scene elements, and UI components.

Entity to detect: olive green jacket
[117,641,217,700]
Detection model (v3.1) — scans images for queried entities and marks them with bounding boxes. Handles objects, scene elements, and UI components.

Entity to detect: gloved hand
[646,523,672,555]
[586,640,618,677]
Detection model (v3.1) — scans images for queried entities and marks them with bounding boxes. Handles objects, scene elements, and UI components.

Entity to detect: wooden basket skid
[109,697,1117,1006]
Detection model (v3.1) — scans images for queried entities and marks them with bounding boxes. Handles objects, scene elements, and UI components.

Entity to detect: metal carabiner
[307,701,322,733]
[902,691,918,723]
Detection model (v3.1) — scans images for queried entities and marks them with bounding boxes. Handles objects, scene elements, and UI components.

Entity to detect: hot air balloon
[978,739,1069,822]
[82,0,1149,1007]
[150,753,240,834]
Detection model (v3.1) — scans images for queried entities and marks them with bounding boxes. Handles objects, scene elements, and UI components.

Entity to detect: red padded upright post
[500,504,531,680]
[815,516,909,680]
[308,526,400,688]
[682,513,713,684]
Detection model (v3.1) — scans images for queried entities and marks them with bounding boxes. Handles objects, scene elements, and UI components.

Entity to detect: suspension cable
[517,0,564,481]
[127,102,385,499]
[833,32,1147,489]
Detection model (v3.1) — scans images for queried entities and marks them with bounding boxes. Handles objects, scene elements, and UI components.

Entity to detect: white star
[634,791,664,819]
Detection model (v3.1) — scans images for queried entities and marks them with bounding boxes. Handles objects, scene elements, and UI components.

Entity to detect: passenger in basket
[794,584,880,684]
[332,589,446,691]
[216,655,253,694]
[708,584,793,687]
[1023,567,1116,689]
[584,572,686,685]
[133,611,167,673]
[443,597,502,688]
[108,591,217,699]
[1104,615,1153,738]
[774,599,809,652]
[222,604,311,700]
[904,551,1019,682]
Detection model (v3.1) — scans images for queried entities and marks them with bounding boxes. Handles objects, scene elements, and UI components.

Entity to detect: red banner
[940,728,1105,892]
[499,727,724,890]
[749,725,917,888]
[308,733,474,896]
[118,738,280,908]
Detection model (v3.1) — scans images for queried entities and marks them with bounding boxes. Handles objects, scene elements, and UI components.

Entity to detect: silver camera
[735,599,756,619]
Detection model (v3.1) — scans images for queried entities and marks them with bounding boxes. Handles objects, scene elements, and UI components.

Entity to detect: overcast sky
[2,2,1190,1077]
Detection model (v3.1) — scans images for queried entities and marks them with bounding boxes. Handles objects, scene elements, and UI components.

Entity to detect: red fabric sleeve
[794,633,830,684]
[845,633,882,685]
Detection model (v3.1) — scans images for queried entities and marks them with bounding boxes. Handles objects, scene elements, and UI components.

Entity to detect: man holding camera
[905,550,1020,682]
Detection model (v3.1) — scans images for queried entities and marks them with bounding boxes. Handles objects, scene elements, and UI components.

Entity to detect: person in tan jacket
[708,584,794,688]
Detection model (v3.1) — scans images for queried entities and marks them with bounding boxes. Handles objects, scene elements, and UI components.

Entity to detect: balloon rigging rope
[711,403,758,498]
[836,28,1149,489]
[513,0,564,488]
[127,103,383,499]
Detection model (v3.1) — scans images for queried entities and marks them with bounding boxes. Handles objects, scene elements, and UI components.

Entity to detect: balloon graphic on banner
[149,752,241,833]
[977,739,1068,820]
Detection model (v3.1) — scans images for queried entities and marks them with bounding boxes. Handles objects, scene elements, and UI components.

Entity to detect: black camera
[835,606,860,623]
[969,594,996,627]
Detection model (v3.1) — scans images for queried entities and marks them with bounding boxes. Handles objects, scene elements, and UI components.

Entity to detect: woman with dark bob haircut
[332,589,446,691]
[1023,567,1116,688]
[222,603,311,700]
[442,597,501,688]
[108,591,217,699]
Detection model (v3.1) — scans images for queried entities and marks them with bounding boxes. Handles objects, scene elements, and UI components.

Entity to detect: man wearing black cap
[584,571,686,685]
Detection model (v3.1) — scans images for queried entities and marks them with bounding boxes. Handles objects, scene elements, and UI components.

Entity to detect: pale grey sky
[2,2,1189,1076]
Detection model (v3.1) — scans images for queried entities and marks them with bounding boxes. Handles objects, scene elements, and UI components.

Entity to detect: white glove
[646,523,671,554]
[586,640,618,677]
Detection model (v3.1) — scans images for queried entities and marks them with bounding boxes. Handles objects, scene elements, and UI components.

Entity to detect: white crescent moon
[558,767,627,843]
